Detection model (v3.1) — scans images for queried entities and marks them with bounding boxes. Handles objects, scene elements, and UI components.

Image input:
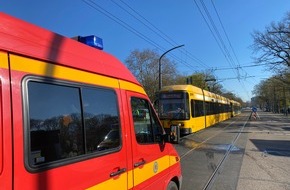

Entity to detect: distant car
[97,129,120,151]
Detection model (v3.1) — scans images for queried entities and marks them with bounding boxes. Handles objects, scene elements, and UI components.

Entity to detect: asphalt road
[175,110,290,190]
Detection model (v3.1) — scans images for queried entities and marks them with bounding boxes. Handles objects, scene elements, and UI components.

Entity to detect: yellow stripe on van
[86,173,128,190]
[133,155,178,186]
[9,54,145,94]
[119,80,146,95]
[133,155,169,186]
[87,155,179,189]
[0,52,9,69]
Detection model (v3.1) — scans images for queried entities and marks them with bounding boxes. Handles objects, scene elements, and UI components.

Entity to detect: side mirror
[169,124,180,144]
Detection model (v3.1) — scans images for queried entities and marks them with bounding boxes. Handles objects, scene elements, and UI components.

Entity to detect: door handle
[110,168,126,177]
[134,159,146,167]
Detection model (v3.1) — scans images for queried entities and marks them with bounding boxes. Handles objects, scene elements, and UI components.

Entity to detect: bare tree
[251,12,290,72]
[252,76,289,112]
[125,49,178,101]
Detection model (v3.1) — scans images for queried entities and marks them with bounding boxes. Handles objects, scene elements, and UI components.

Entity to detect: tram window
[206,102,214,115]
[27,80,120,167]
[219,103,222,114]
[131,97,163,144]
[214,103,218,114]
[222,104,226,113]
[214,102,219,114]
[191,100,195,117]
[205,102,209,115]
[192,100,204,117]
[213,102,216,114]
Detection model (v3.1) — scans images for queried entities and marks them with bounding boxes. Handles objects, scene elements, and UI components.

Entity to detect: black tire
[167,181,178,190]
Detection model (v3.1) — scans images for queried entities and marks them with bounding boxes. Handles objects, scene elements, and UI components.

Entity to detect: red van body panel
[0,12,182,190]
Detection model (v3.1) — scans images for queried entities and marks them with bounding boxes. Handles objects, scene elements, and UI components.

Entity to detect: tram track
[201,116,249,190]
[175,113,251,190]
[177,111,290,190]
[179,115,247,159]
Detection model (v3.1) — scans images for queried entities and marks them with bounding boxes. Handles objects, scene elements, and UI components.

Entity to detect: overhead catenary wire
[82,0,166,53]
[113,0,178,49]
[83,0,253,100]
[193,0,239,78]
[211,0,241,68]
[193,0,255,100]
[213,62,270,71]
[83,0,211,71]
[115,0,212,70]
[210,0,254,99]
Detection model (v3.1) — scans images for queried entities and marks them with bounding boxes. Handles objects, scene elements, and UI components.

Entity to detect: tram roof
[160,84,232,104]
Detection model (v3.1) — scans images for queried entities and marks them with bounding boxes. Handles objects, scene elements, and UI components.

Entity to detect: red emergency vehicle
[0,12,182,189]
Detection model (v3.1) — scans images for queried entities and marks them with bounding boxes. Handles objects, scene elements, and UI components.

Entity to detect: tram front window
[159,92,189,120]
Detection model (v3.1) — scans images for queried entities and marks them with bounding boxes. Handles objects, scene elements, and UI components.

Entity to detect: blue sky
[1,1,289,102]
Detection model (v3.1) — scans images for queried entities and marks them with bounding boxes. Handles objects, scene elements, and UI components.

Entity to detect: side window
[193,100,204,117]
[27,80,120,167]
[29,82,84,164]
[191,100,195,117]
[82,88,120,152]
[131,97,163,144]
[205,102,210,115]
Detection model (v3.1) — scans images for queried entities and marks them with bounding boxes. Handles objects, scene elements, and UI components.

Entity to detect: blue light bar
[78,35,103,50]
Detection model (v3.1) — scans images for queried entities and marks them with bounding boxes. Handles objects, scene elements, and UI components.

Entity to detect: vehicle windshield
[158,92,190,120]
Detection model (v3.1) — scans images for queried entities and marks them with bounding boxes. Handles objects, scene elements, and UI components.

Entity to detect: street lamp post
[158,44,184,90]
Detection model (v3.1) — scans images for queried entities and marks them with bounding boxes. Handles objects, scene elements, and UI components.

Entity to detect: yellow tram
[158,85,241,135]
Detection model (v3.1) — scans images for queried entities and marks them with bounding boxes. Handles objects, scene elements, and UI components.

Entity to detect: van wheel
[167,181,178,190]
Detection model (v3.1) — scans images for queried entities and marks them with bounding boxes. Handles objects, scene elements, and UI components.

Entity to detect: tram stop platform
[236,110,290,190]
